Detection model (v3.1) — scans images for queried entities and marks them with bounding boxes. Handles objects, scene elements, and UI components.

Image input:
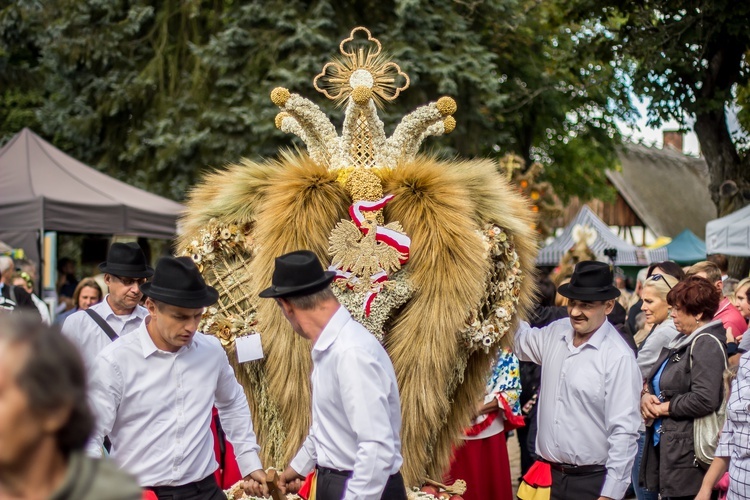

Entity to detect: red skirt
[445,432,513,500]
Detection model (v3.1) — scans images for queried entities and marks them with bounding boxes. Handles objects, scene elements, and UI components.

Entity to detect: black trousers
[316,467,407,500]
[146,475,225,500]
[550,467,606,500]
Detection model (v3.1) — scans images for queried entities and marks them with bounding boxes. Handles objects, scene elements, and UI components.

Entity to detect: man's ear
[145,297,157,315]
[277,298,293,315]
[604,299,616,315]
[42,403,72,434]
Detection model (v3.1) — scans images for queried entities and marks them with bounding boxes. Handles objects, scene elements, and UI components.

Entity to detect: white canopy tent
[706,204,750,257]
[537,205,668,266]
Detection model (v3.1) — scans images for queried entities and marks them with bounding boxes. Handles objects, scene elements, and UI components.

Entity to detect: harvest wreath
[179,27,537,490]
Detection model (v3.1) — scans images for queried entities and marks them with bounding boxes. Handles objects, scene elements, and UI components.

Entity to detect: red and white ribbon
[363,271,388,316]
[349,195,411,263]
[330,195,411,317]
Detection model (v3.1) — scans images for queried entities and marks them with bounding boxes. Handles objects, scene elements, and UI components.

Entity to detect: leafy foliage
[571,0,750,211]
[1,0,631,203]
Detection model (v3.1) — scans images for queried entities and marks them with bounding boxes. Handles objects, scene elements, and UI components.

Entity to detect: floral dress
[465,347,524,438]
[446,348,524,500]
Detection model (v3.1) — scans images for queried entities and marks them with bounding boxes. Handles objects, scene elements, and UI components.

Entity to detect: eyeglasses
[649,274,673,290]
[112,275,148,287]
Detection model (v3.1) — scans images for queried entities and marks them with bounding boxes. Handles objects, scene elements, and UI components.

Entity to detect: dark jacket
[0,283,40,316]
[640,321,727,497]
[627,299,643,336]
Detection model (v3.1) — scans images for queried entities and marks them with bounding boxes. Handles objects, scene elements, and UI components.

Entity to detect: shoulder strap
[85,309,119,342]
[690,332,727,370]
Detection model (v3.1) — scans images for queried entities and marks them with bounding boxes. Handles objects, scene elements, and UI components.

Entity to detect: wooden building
[553,136,716,244]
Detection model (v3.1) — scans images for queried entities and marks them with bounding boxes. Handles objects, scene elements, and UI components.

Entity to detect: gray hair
[0,255,13,273]
[636,267,649,285]
[723,278,739,298]
[285,287,336,310]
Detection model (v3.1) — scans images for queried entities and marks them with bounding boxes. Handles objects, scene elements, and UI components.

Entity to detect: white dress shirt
[515,318,641,500]
[289,306,402,500]
[86,318,262,487]
[61,296,148,371]
[30,293,51,324]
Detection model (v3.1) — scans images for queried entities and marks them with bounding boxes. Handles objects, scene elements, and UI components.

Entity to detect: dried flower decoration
[313,27,410,108]
[460,224,523,352]
[270,27,457,170]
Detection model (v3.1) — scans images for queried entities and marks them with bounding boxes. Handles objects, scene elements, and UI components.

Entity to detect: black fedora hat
[98,242,154,278]
[259,250,335,299]
[140,256,219,308]
[558,261,621,301]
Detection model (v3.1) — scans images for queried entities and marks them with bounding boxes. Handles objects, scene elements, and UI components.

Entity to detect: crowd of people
[511,257,750,500]
[1,241,750,500]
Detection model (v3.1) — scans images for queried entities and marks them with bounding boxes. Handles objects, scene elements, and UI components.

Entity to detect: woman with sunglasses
[630,273,680,500]
[639,276,726,499]
[636,274,681,375]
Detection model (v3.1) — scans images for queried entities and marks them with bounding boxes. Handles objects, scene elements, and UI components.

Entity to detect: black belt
[317,465,353,477]
[546,461,606,475]
[146,474,217,494]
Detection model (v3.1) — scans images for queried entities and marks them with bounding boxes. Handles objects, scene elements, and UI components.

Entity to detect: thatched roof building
[555,138,716,240]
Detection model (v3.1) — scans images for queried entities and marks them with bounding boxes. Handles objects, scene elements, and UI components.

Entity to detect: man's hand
[278,465,304,494]
[242,469,269,497]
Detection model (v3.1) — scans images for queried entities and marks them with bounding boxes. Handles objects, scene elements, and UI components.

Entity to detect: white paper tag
[236,334,264,363]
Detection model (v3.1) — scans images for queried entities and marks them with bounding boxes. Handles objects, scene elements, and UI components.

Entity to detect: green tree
[489,0,633,202]
[2,0,631,204]
[0,1,45,138]
[573,0,750,213]
[570,0,750,276]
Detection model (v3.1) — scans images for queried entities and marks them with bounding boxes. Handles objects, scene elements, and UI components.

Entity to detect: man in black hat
[85,256,268,499]
[256,250,406,500]
[514,261,641,500]
[62,242,153,371]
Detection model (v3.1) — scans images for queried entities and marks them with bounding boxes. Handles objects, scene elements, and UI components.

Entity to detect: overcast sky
[617,98,701,155]
[617,97,745,157]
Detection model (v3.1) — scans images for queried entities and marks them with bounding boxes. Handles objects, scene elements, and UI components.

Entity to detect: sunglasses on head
[649,274,673,290]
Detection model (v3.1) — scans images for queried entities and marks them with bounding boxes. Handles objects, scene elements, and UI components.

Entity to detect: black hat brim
[140,282,219,308]
[99,262,155,278]
[259,271,336,299]
[557,282,621,302]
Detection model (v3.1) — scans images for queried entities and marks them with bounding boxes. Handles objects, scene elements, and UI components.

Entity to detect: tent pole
[39,223,44,296]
